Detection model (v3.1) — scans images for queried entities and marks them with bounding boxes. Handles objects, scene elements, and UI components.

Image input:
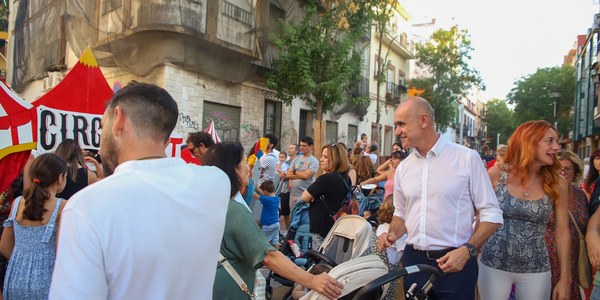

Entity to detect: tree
[483,98,515,147]
[370,0,400,152]
[415,26,483,131]
[507,65,575,136]
[267,0,371,153]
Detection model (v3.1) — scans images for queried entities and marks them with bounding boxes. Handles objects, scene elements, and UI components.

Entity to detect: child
[291,263,333,299]
[0,153,68,299]
[277,152,289,174]
[255,180,281,249]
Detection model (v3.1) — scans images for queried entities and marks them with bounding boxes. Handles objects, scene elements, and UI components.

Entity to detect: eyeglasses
[559,166,574,174]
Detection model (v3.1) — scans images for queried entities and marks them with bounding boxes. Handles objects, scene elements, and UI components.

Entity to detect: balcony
[376,31,415,60]
[385,82,407,104]
[352,77,369,98]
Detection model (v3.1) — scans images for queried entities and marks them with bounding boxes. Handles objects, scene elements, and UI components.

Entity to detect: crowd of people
[1,83,600,300]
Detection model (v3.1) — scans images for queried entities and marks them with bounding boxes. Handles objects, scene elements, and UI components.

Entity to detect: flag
[204,120,221,143]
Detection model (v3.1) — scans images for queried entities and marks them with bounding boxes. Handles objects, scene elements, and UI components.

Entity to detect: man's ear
[420,113,429,129]
[111,106,126,137]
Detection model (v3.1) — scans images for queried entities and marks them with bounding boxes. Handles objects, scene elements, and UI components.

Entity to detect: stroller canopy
[301,255,389,300]
[319,215,373,265]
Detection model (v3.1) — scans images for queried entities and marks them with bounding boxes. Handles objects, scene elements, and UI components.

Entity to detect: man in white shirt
[377,97,503,300]
[364,143,378,165]
[258,134,279,186]
[49,82,230,300]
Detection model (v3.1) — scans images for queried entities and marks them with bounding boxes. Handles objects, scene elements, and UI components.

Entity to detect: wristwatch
[462,242,477,257]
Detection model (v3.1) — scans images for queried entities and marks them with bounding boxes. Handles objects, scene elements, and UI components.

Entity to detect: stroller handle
[351,264,440,300]
[305,249,338,268]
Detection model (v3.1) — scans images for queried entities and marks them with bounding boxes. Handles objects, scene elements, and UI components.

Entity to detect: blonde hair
[557,149,584,183]
[377,195,394,224]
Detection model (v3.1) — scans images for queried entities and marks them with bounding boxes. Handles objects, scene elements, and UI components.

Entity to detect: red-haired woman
[478,120,571,300]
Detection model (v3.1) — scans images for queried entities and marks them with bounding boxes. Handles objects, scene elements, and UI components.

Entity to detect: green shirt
[213,200,276,300]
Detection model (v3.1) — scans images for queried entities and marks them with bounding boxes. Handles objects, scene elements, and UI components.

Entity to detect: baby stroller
[352,264,441,300]
[306,214,373,267]
[301,255,389,300]
[265,201,311,299]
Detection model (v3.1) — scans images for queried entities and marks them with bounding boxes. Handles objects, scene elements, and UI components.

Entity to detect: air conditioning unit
[43,71,64,91]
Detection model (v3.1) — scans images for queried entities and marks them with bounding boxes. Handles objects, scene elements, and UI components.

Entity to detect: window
[348,125,358,146]
[299,110,312,140]
[202,101,241,142]
[386,66,395,93]
[326,121,338,144]
[264,100,282,138]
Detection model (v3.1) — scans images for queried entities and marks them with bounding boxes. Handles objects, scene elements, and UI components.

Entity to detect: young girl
[277,152,289,174]
[0,153,68,299]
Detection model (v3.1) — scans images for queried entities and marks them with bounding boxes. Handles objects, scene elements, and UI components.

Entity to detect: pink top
[384,169,395,200]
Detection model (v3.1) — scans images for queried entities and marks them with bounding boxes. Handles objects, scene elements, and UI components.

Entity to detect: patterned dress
[3,197,63,300]
[544,184,590,300]
[480,172,553,273]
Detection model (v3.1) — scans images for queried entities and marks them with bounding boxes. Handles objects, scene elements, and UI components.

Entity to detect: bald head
[398,97,435,126]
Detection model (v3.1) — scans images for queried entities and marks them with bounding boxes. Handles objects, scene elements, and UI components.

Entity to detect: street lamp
[551,90,561,129]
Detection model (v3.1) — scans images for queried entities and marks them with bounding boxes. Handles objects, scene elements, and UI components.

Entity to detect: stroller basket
[352,264,440,300]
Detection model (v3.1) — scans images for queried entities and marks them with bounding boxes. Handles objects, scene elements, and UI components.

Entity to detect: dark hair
[299,136,314,146]
[391,150,406,160]
[264,134,279,149]
[369,144,378,152]
[360,133,367,138]
[203,141,245,198]
[585,149,600,193]
[393,140,402,149]
[187,132,215,148]
[260,180,275,193]
[23,154,67,221]
[106,82,178,142]
[55,139,86,182]
[309,263,333,275]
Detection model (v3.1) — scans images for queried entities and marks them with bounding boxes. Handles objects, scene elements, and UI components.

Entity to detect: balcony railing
[385,82,407,103]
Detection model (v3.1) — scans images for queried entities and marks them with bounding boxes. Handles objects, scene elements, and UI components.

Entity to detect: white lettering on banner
[37,106,102,153]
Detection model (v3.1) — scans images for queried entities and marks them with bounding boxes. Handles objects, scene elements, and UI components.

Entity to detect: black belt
[407,244,456,260]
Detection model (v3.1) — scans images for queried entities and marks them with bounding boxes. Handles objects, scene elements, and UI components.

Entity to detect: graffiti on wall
[241,123,260,141]
[177,113,200,133]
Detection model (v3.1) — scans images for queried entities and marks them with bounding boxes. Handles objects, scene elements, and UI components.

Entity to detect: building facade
[7,0,414,157]
[572,13,600,158]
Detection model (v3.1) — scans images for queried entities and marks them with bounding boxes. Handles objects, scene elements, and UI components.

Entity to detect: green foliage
[415,26,483,131]
[267,1,371,119]
[483,99,515,146]
[507,65,576,136]
[0,1,7,32]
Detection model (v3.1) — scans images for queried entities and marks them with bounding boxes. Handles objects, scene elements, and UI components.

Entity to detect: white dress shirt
[393,136,503,251]
[50,158,230,300]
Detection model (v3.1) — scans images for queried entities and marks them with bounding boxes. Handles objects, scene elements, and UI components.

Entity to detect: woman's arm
[0,226,14,259]
[376,159,391,175]
[84,157,104,184]
[361,172,388,186]
[300,189,314,203]
[552,178,571,300]
[263,250,342,299]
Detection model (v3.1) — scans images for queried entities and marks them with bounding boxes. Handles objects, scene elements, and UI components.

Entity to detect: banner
[36,105,102,153]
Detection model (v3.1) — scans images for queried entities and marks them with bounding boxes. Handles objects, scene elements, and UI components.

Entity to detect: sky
[403,0,599,101]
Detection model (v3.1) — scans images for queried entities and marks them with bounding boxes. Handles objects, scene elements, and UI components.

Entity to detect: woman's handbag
[568,211,593,290]
[218,253,266,299]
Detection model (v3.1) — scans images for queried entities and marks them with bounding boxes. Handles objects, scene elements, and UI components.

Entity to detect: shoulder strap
[568,210,584,239]
[9,196,22,219]
[218,253,253,299]
[42,198,63,243]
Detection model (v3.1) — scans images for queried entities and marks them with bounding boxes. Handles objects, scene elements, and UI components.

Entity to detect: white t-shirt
[376,223,407,265]
[49,158,230,300]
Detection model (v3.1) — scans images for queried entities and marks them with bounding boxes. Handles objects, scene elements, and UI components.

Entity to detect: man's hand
[376,232,397,251]
[436,247,470,273]
[307,273,343,300]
